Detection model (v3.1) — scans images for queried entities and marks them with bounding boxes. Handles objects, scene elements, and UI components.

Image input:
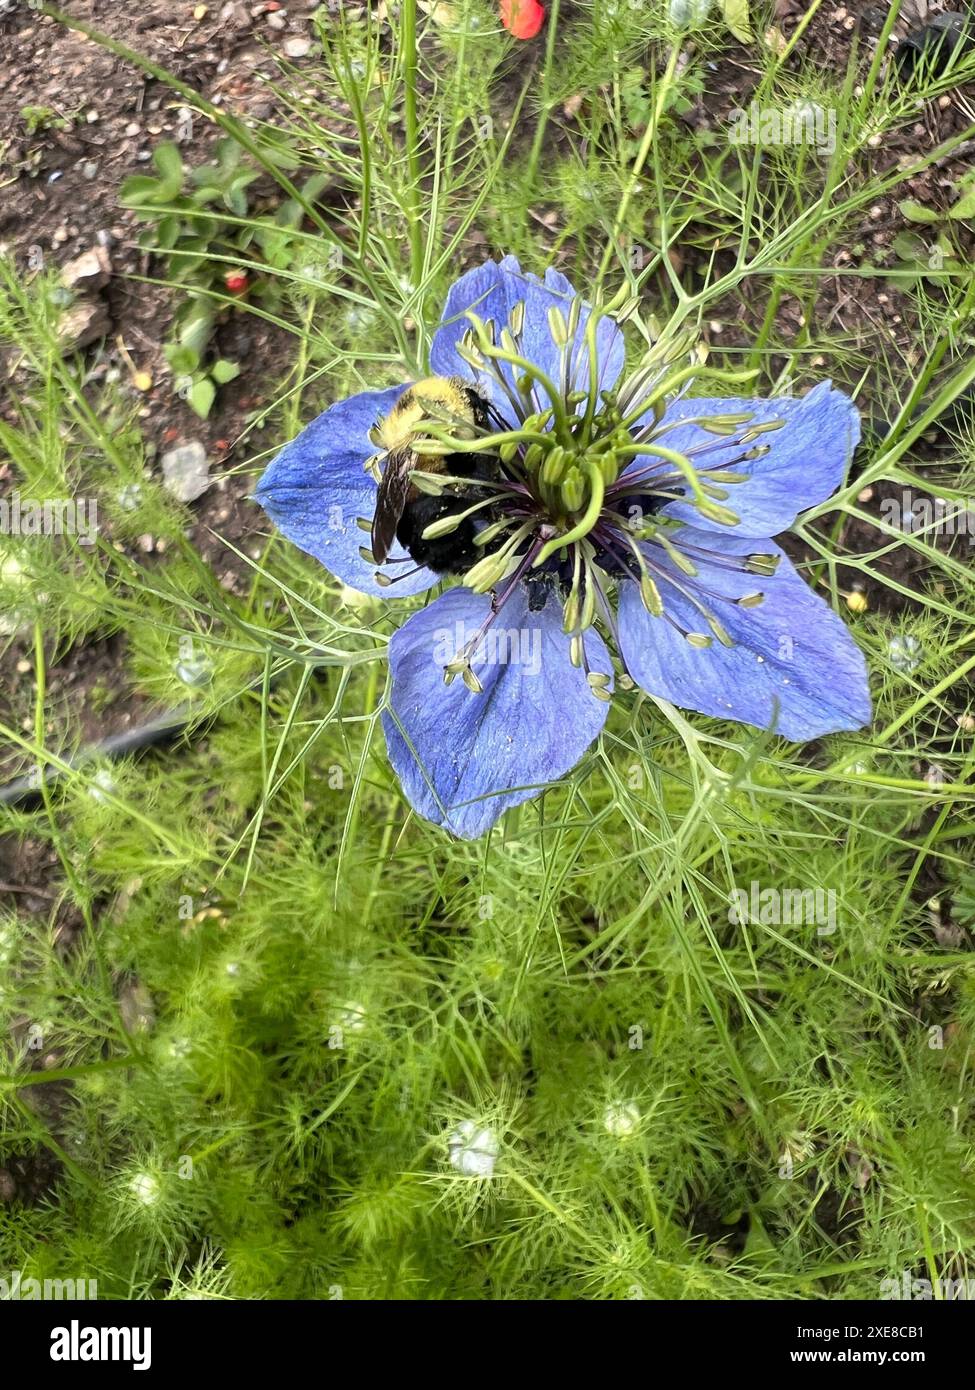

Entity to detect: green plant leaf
[151,142,185,199]
[156,216,181,250]
[302,173,333,203]
[890,231,929,262]
[215,137,242,174]
[176,303,216,357]
[119,175,163,207]
[187,376,216,419]
[898,198,940,224]
[257,138,301,171]
[275,198,303,230]
[723,0,753,43]
[948,189,975,220]
[210,359,240,385]
[226,187,250,218]
[669,0,712,26]
[164,343,201,376]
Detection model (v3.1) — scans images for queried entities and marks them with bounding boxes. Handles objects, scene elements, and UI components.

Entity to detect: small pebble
[161,441,210,502]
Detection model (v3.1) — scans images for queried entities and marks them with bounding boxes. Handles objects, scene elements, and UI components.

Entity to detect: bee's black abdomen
[396,441,497,575]
[396,497,481,574]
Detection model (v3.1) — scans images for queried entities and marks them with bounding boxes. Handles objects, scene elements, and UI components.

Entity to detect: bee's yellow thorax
[376,377,474,452]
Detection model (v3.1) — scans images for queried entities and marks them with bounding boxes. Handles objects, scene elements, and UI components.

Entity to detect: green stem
[524,0,561,189]
[856,0,903,119]
[598,43,682,286]
[402,0,424,291]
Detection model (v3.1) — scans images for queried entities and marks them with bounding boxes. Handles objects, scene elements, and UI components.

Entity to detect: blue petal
[254,386,438,597]
[382,583,612,838]
[618,527,871,740]
[628,382,860,536]
[429,255,625,426]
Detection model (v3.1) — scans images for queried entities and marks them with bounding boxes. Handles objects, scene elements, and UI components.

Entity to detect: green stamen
[547,305,568,348]
[641,573,664,617]
[533,458,606,567]
[739,419,786,444]
[419,495,499,542]
[745,553,781,576]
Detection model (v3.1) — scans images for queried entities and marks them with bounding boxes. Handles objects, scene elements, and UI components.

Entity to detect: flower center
[384,292,788,693]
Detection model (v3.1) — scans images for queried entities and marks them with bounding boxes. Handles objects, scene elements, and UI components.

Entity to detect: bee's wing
[371,448,414,565]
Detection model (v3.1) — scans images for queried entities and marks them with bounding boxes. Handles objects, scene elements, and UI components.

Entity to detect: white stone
[161,441,210,502]
[57,299,111,351]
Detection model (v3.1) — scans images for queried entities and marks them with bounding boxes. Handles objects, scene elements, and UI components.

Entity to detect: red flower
[224,270,249,295]
[500,0,545,40]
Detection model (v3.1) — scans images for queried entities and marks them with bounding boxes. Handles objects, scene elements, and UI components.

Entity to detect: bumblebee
[369,376,496,574]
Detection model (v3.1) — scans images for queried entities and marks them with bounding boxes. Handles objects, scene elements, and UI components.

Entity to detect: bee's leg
[490,587,500,615]
[524,570,554,613]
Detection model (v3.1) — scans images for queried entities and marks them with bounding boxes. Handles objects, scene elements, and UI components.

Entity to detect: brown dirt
[0,0,336,775]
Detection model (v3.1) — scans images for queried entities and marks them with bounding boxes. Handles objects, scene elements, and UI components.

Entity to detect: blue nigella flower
[255,255,871,839]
